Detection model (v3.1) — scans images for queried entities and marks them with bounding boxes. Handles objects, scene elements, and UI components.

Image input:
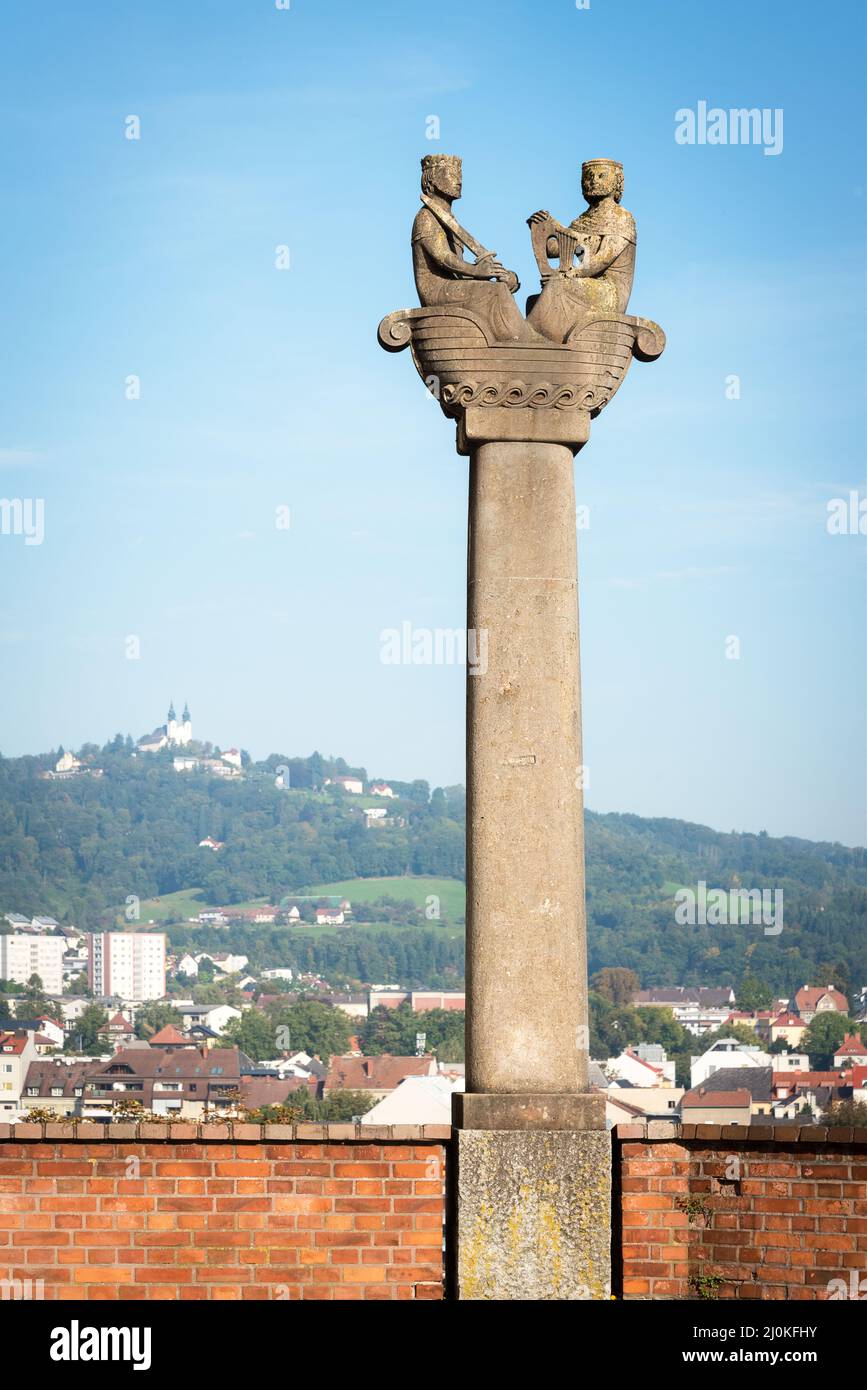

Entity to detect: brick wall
[614,1121,867,1300]
[0,1121,447,1300]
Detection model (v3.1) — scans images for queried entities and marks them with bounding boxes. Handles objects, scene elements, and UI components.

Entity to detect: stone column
[379,219,664,1298]
[464,437,589,1100]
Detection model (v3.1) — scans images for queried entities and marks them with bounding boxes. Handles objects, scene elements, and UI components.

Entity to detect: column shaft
[465,439,588,1096]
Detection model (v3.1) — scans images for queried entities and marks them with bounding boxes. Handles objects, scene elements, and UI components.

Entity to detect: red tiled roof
[773,1070,849,1087]
[148,1025,188,1045]
[683,1088,751,1108]
[794,985,848,1013]
[324,1054,434,1091]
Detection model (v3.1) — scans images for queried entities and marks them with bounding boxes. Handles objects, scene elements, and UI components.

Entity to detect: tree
[67,1002,108,1052]
[136,1002,184,1039]
[736,975,775,1011]
[823,1099,867,1126]
[223,1010,277,1062]
[266,1000,352,1062]
[22,973,56,1020]
[591,968,640,1006]
[802,1012,852,1067]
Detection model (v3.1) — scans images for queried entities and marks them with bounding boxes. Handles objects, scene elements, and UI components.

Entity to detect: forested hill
[0,741,864,993]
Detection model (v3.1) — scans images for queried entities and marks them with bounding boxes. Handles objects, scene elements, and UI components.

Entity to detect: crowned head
[421,154,462,200]
[581,158,624,204]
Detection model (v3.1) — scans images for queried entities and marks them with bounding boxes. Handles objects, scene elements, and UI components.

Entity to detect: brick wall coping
[0,1121,451,1143]
[613,1120,867,1144]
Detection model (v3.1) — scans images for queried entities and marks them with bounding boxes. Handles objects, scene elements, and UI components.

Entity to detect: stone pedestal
[454,1128,611,1300]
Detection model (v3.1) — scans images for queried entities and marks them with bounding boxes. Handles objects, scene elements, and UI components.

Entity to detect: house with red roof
[792,985,849,1022]
[769,1011,808,1046]
[834,1035,867,1068]
[323,1053,436,1100]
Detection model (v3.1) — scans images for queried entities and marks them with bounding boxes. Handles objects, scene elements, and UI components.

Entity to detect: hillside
[0,740,864,995]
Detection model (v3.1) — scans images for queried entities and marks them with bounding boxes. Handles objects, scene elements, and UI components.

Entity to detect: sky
[0,0,864,846]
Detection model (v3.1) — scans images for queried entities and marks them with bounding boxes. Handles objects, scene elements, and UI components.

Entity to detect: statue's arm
[573,234,628,277]
[414,214,499,281]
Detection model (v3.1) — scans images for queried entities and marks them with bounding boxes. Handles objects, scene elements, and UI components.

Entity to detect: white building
[330,776,363,794]
[606,1047,676,1087]
[0,934,65,994]
[139,700,192,753]
[690,1037,773,1089]
[87,932,166,1002]
[177,1003,240,1035]
[361,1074,463,1126]
[0,1030,39,1121]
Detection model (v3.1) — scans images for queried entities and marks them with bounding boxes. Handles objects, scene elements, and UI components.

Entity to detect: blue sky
[0,0,864,845]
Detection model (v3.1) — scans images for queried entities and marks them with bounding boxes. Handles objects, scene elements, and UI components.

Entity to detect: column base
[453,1091,606,1131]
[454,1127,612,1300]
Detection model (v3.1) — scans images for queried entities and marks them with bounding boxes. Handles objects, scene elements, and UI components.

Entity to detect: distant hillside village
[40,702,407,823]
[1,909,864,1131]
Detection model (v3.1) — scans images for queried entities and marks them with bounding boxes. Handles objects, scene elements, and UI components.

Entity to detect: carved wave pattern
[441,379,615,411]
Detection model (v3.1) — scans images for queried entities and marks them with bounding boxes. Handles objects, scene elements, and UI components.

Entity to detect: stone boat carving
[377,306,665,418]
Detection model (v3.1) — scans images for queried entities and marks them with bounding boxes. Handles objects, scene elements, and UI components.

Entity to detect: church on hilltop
[138,700,193,753]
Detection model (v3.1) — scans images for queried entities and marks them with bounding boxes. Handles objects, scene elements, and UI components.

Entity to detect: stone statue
[412,154,533,343]
[526,158,636,343]
[380,153,663,434]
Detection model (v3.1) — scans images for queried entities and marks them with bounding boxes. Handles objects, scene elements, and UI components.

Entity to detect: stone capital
[377,304,664,455]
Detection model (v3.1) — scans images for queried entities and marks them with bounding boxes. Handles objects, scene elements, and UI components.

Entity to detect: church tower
[167,699,178,745]
[181,701,192,747]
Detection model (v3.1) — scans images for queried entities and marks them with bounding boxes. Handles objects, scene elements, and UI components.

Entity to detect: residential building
[607,1047,676,1087]
[81,1046,246,1119]
[87,932,166,1002]
[2,914,31,931]
[632,986,736,1036]
[98,1011,136,1048]
[834,1035,867,1068]
[361,1074,462,1125]
[199,953,248,977]
[323,1053,437,1100]
[410,991,466,1013]
[21,1057,94,1117]
[604,1082,684,1120]
[700,1066,774,1117]
[330,776,363,794]
[792,985,849,1023]
[177,1003,241,1036]
[0,1031,39,1119]
[369,782,395,798]
[769,1011,808,1046]
[315,907,345,926]
[681,1087,752,1126]
[0,934,65,995]
[690,1038,772,1089]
